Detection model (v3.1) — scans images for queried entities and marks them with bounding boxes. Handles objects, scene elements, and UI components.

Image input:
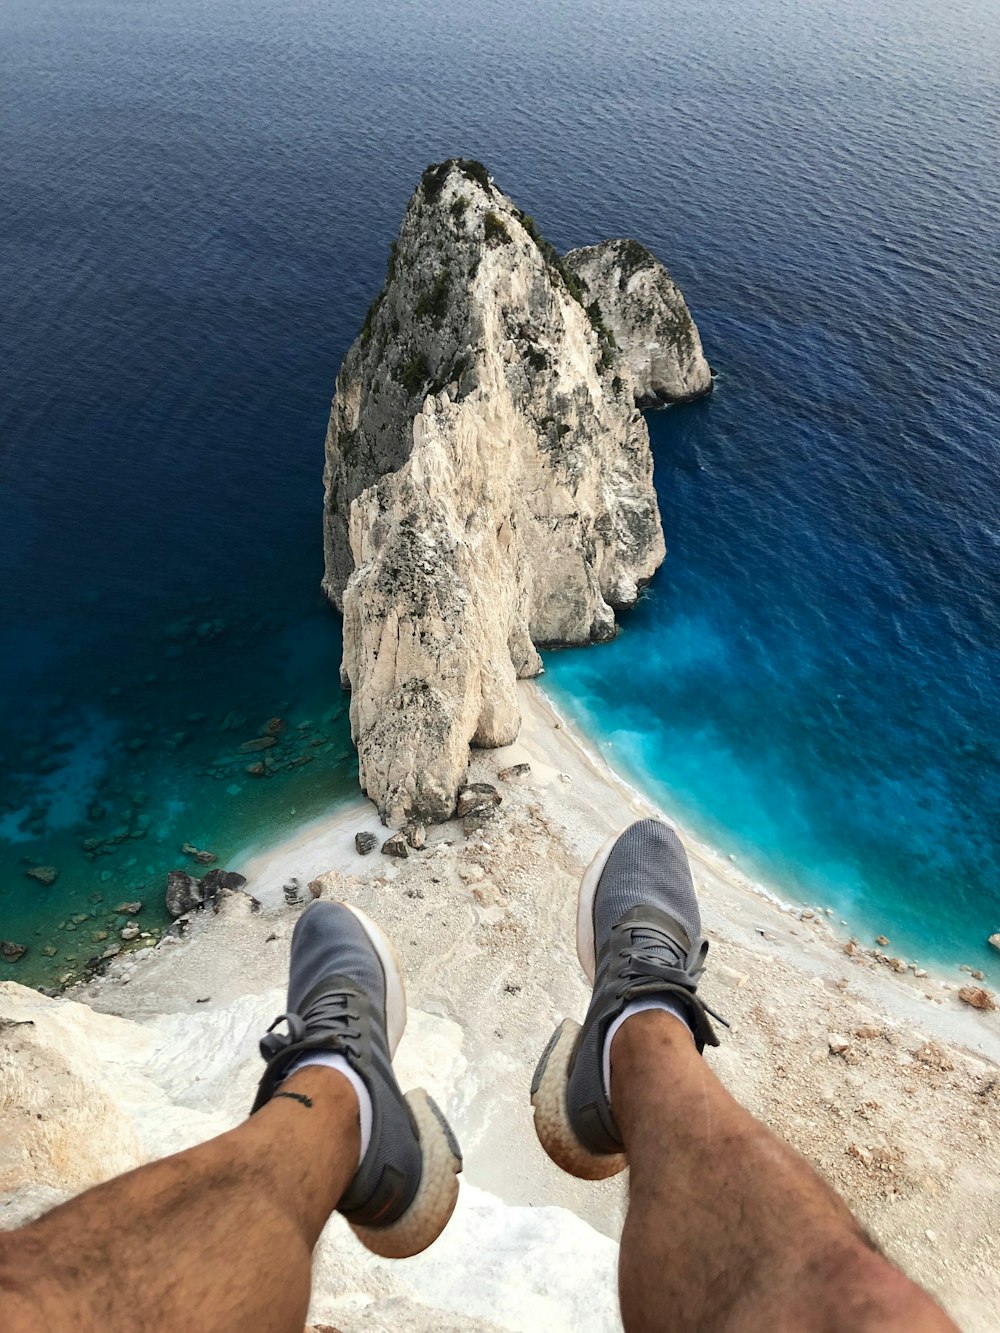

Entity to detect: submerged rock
[322,159,676,824]
[988,933,1000,954]
[25,865,58,886]
[238,736,277,754]
[562,238,712,406]
[182,842,217,865]
[1,941,27,963]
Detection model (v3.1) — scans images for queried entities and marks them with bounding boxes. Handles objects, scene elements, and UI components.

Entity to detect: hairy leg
[613,1012,957,1333]
[0,1066,358,1333]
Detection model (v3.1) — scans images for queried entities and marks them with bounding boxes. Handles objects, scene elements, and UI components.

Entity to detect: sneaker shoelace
[260,989,364,1062]
[616,924,730,1029]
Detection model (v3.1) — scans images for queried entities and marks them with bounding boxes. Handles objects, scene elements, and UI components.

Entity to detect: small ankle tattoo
[273,1090,314,1109]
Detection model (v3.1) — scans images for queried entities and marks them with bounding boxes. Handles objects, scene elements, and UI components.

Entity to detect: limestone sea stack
[322,159,708,825]
[562,239,713,406]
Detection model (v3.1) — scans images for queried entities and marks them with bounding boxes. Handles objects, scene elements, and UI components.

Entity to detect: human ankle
[603,999,694,1101]
[609,1009,704,1127]
[612,1005,695,1063]
[279,1061,371,1166]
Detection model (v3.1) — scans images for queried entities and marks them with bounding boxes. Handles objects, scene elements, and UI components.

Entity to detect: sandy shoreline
[239,680,1000,1066]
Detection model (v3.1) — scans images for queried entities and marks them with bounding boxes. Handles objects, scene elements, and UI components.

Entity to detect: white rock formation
[563,239,712,406]
[323,160,684,824]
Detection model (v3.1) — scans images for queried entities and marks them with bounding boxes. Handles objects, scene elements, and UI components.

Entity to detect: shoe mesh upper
[592,819,701,961]
[564,819,711,1156]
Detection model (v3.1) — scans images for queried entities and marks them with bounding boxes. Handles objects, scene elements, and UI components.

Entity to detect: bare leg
[613,1012,957,1333]
[0,1066,357,1333]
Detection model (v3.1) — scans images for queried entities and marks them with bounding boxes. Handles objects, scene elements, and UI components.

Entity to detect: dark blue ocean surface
[2,0,998,984]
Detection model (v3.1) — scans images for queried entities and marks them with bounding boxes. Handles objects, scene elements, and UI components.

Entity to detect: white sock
[282,1052,373,1164]
[602,997,694,1100]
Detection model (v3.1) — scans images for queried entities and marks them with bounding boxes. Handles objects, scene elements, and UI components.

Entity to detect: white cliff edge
[322,161,713,826]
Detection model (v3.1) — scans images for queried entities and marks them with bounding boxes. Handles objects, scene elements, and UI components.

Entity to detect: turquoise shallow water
[0,597,358,986]
[2,0,999,987]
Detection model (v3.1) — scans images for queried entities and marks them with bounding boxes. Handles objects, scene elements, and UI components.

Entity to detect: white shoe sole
[342,902,462,1257]
[575,832,621,983]
[350,1089,463,1258]
[530,834,629,1182]
[530,1018,627,1180]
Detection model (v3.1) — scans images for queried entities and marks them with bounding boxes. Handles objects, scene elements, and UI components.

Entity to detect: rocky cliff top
[563,238,712,406]
[321,160,707,824]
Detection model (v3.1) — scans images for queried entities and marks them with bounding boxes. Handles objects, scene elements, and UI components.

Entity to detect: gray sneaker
[252,899,462,1257]
[531,819,724,1180]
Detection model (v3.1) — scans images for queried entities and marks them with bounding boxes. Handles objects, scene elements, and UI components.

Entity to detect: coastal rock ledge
[322,159,709,824]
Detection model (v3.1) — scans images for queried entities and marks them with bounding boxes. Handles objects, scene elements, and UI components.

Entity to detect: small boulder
[120,925,140,942]
[166,868,244,918]
[381,833,409,859]
[1,940,27,962]
[182,842,217,865]
[239,735,277,753]
[25,865,58,886]
[166,870,203,917]
[463,807,499,836]
[403,822,426,850]
[200,869,248,907]
[958,986,997,1012]
[456,783,501,818]
[261,717,286,736]
[355,831,378,855]
[114,901,143,915]
[498,763,531,781]
[988,933,1000,954]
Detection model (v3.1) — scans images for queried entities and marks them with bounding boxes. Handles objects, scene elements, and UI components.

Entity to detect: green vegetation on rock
[484,212,512,246]
[415,271,452,323]
[398,352,431,397]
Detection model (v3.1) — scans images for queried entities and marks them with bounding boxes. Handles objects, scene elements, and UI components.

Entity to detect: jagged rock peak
[322,158,668,825]
[563,238,712,406]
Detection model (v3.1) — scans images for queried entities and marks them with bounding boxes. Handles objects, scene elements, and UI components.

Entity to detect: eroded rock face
[563,239,712,406]
[0,982,146,1196]
[322,160,675,824]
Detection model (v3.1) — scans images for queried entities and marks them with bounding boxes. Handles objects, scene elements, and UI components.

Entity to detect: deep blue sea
[2,0,998,987]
